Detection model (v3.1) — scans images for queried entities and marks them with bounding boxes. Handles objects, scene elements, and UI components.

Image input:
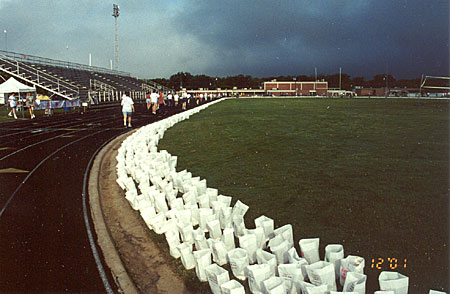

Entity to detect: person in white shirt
[150,90,158,114]
[167,93,173,107]
[174,93,179,107]
[7,93,18,119]
[121,92,134,127]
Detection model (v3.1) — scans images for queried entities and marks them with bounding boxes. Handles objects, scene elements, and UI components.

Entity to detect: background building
[264,80,328,96]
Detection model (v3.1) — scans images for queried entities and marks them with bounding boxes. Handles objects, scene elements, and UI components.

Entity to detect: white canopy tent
[0,77,36,104]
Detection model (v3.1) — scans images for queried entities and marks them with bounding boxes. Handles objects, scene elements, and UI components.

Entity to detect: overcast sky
[0,0,448,79]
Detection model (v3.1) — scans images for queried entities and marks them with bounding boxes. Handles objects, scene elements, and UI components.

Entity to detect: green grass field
[158,98,449,292]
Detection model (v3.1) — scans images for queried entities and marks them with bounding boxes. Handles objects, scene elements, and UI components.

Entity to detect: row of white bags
[114,99,443,294]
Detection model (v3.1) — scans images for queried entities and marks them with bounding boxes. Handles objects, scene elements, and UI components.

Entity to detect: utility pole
[339,67,342,90]
[112,4,120,71]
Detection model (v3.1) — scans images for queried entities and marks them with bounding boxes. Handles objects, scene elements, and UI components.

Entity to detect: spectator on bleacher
[150,90,158,114]
[26,92,36,119]
[146,92,151,110]
[7,93,18,119]
[121,92,134,128]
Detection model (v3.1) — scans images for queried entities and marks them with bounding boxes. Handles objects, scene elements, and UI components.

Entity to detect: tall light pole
[66,45,69,66]
[339,67,342,90]
[3,30,7,51]
[112,4,119,71]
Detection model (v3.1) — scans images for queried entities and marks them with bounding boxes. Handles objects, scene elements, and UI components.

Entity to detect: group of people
[7,92,36,120]
[121,90,221,128]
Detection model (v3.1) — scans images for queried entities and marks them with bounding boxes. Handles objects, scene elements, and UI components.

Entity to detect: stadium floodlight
[112,4,119,71]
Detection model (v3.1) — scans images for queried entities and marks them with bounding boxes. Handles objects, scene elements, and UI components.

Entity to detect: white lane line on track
[0,129,117,294]
[82,137,116,294]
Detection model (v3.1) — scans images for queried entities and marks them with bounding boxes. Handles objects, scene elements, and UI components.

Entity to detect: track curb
[88,129,138,294]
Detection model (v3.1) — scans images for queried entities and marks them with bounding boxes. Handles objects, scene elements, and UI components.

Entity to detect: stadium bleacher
[0,50,170,104]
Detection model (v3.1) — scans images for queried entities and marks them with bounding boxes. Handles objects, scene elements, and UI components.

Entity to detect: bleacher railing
[0,49,131,77]
[0,54,79,99]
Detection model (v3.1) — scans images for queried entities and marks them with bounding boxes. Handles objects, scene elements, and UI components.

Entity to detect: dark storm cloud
[0,0,447,79]
[176,0,449,78]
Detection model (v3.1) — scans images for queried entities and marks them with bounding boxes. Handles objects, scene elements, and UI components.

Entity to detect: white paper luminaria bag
[343,271,366,294]
[262,276,286,294]
[246,263,273,294]
[227,248,250,280]
[305,260,337,291]
[255,215,275,241]
[340,255,365,286]
[220,279,246,294]
[177,242,195,270]
[205,264,230,294]
[193,249,212,282]
[324,244,344,280]
[299,238,320,264]
[378,271,409,294]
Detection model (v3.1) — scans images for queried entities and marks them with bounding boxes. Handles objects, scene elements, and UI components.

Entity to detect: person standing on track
[174,92,179,107]
[121,92,134,128]
[7,93,18,119]
[146,92,151,110]
[26,92,36,119]
[150,90,158,114]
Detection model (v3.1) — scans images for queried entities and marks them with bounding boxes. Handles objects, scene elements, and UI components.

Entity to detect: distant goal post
[420,75,450,94]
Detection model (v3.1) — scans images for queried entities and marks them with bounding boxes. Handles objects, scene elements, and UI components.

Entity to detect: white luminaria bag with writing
[324,244,344,280]
[205,264,230,294]
[428,291,447,294]
[343,272,366,293]
[246,263,273,294]
[287,247,309,278]
[194,249,212,282]
[222,227,236,251]
[177,242,195,270]
[220,279,246,294]
[228,248,250,280]
[256,249,278,277]
[208,238,228,266]
[378,271,409,294]
[340,255,365,286]
[274,224,294,248]
[305,261,337,291]
[278,263,305,293]
[299,238,320,264]
[262,276,286,294]
[255,215,275,241]
[239,233,258,264]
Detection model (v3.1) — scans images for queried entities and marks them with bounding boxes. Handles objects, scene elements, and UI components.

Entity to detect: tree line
[150,72,446,91]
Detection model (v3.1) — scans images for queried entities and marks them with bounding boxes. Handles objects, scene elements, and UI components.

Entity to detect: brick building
[263,80,328,96]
